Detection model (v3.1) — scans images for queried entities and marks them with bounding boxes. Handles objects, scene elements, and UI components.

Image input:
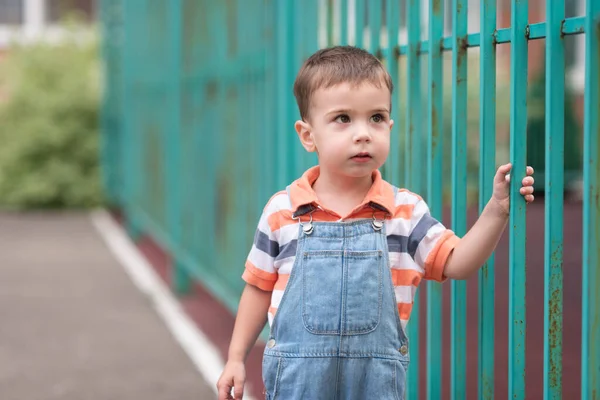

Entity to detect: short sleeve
[408,199,460,282]
[242,209,279,291]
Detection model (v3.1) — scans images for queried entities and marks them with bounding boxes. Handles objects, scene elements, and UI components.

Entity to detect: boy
[217,46,534,400]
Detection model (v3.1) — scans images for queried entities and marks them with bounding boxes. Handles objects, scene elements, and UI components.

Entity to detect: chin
[344,167,378,178]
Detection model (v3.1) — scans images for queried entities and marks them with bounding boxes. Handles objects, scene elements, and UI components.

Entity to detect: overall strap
[286,185,317,219]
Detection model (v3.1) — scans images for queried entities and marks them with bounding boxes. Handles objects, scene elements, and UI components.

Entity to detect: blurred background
[0,0,586,211]
[0,0,595,399]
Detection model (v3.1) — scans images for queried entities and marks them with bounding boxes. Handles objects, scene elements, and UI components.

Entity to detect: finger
[498,163,512,175]
[495,163,512,184]
[525,194,535,203]
[233,377,245,400]
[217,382,233,400]
[521,176,534,186]
[527,166,534,176]
[520,186,534,195]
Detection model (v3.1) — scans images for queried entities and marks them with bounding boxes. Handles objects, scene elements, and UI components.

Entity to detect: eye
[335,114,351,123]
[371,113,386,123]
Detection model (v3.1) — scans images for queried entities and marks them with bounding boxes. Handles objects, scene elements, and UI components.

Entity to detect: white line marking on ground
[90,209,256,400]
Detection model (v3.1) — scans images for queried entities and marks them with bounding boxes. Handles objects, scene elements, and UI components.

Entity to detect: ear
[295,120,317,152]
[389,119,394,131]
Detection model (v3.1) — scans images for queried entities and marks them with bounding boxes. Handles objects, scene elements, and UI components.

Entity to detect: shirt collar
[288,166,396,216]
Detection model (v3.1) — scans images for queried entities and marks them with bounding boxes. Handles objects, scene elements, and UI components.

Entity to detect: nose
[353,124,372,143]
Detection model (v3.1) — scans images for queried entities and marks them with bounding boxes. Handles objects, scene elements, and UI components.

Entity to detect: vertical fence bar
[275,0,295,187]
[369,0,381,56]
[263,0,276,198]
[478,0,496,398]
[294,0,306,176]
[99,0,112,203]
[508,0,528,397]
[340,0,348,45]
[543,0,564,398]
[298,0,318,173]
[582,1,600,398]
[406,0,422,398]
[427,0,444,398]
[166,0,188,293]
[304,0,319,65]
[451,0,468,397]
[385,0,399,184]
[354,0,364,48]
[121,0,140,238]
[327,0,335,46]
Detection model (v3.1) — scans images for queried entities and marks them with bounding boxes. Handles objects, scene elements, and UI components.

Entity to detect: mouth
[351,152,372,161]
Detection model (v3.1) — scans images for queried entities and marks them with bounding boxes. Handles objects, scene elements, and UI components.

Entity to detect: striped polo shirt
[242,166,460,328]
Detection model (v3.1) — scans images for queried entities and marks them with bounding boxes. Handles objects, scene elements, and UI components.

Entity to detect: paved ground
[0,213,214,400]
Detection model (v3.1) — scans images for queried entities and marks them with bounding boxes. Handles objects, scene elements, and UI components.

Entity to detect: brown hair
[293,46,394,121]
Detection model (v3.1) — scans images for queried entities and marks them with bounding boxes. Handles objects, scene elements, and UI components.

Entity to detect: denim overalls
[262,192,410,400]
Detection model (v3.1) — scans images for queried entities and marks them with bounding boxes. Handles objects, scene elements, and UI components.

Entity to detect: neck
[312,168,374,207]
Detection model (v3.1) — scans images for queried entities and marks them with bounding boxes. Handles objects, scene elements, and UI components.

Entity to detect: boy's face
[295,82,393,179]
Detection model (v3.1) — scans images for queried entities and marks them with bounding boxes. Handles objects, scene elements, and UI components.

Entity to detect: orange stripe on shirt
[391,268,423,287]
[244,260,278,281]
[268,306,278,316]
[393,204,415,220]
[273,274,289,291]
[423,230,460,282]
[267,208,340,232]
[267,209,296,232]
[242,269,276,291]
[397,302,413,320]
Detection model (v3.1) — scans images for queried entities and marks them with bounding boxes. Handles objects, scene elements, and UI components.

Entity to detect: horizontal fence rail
[100,0,599,398]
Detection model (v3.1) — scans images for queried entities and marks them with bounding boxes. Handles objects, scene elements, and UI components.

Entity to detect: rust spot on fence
[431,105,440,150]
[456,36,469,71]
[547,284,563,389]
[206,81,217,101]
[432,0,441,15]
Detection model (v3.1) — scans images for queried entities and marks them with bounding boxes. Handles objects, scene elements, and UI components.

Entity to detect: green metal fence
[99,0,599,398]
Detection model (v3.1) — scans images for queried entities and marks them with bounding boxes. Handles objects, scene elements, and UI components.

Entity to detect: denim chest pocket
[301,250,383,335]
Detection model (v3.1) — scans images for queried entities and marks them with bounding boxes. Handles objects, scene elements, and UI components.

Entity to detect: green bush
[0,29,104,209]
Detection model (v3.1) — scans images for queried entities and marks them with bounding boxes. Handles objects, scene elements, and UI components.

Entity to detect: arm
[443,199,507,279]
[218,198,281,399]
[228,284,271,362]
[217,284,271,400]
[443,163,535,280]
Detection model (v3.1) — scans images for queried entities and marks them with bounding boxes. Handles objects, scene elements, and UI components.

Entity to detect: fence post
[478,0,497,398]
[451,0,468,397]
[406,0,422,398]
[508,0,529,397]
[543,0,565,398]
[582,1,600,398]
[167,0,189,294]
[426,0,444,398]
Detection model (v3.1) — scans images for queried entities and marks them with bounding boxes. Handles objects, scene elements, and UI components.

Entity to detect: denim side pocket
[262,355,283,400]
[395,359,408,400]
